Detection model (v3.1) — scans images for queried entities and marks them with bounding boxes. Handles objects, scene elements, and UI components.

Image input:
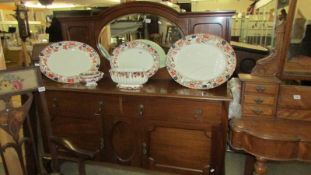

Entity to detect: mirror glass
[283,0,311,78]
[231,0,279,50]
[97,13,183,58]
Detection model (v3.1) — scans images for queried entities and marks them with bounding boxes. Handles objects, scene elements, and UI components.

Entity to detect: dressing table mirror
[280,0,311,80]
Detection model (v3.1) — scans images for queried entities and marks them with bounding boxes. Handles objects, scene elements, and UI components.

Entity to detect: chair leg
[254,157,267,175]
[78,160,86,175]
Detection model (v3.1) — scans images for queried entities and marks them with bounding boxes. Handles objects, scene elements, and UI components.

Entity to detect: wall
[296,0,311,21]
[191,0,251,13]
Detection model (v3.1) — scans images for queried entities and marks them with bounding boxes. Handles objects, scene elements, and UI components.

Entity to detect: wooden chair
[229,117,311,175]
[0,67,43,175]
[0,67,96,175]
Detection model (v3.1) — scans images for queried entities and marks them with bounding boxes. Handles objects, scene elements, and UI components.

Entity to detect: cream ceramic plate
[110,40,160,77]
[166,33,236,89]
[39,41,100,83]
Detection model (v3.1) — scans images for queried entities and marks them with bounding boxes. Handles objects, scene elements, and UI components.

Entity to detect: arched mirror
[281,0,311,80]
[97,13,183,61]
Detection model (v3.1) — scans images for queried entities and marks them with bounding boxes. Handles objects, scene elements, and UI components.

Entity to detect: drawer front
[278,85,311,109]
[46,91,120,118]
[243,105,273,116]
[122,97,223,124]
[244,95,275,105]
[244,83,278,95]
[277,109,311,121]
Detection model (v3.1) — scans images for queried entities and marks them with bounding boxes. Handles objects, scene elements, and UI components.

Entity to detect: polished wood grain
[278,85,311,109]
[230,118,311,162]
[145,125,212,175]
[43,78,232,101]
[277,109,311,121]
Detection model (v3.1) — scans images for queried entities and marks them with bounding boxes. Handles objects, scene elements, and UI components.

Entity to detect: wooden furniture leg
[244,154,255,175]
[254,157,267,175]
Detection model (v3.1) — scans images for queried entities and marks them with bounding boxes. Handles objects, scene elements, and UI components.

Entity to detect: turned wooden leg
[244,154,255,175]
[254,157,267,175]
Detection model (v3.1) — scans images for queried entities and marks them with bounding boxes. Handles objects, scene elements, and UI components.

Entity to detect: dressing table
[39,2,235,175]
[230,0,311,174]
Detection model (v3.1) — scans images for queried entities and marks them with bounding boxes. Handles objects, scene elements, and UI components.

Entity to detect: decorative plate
[166,33,236,89]
[137,39,166,68]
[110,40,160,77]
[39,41,100,83]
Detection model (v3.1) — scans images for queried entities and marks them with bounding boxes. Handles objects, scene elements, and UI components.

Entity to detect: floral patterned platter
[39,41,100,83]
[166,33,236,89]
[110,40,160,77]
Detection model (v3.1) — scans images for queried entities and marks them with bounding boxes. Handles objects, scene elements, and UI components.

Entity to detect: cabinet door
[104,115,142,166]
[143,122,217,175]
[46,91,104,152]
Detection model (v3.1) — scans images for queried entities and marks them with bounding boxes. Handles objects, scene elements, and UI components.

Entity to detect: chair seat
[230,118,311,161]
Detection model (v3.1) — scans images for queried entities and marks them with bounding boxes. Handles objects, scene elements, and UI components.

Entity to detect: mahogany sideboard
[36,2,236,175]
[42,78,231,175]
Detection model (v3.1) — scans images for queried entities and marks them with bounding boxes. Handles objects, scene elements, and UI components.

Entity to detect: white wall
[191,0,252,13]
[296,0,311,21]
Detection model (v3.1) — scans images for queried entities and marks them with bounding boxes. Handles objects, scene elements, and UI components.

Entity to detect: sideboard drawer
[244,83,278,95]
[278,85,311,109]
[122,97,223,124]
[244,95,275,105]
[243,105,273,116]
[46,92,120,117]
[46,91,103,117]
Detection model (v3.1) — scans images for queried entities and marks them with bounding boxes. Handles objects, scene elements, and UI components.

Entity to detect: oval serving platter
[39,41,100,83]
[166,33,236,89]
[110,40,160,77]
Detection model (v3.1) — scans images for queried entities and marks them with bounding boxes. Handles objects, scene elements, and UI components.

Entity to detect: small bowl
[109,68,149,89]
[79,71,104,87]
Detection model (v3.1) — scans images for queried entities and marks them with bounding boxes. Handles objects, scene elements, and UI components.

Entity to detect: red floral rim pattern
[39,41,100,83]
[166,33,236,89]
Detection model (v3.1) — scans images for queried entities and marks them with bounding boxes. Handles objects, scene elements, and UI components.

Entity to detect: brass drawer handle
[139,104,144,117]
[252,109,263,115]
[52,98,58,108]
[256,86,266,93]
[254,98,263,104]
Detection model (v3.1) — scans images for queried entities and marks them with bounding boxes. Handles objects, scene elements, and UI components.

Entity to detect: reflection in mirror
[284,0,311,77]
[231,0,278,49]
[98,13,183,59]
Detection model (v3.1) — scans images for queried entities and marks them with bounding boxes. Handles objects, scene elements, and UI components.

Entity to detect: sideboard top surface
[43,78,232,101]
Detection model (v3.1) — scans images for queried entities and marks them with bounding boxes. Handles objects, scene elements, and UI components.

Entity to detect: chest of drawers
[239,74,280,118]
